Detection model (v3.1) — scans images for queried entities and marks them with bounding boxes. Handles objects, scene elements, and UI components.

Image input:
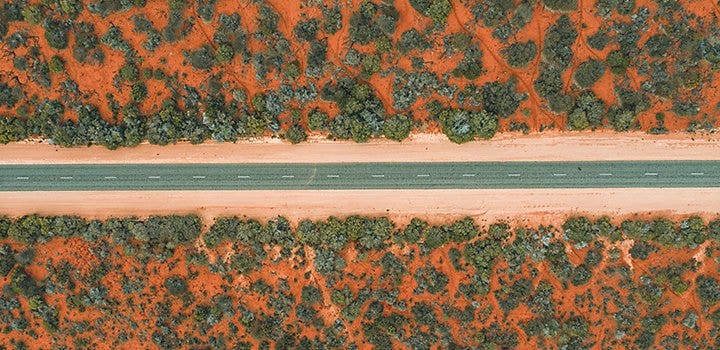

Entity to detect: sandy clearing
[1,131,719,164]
[2,188,718,227]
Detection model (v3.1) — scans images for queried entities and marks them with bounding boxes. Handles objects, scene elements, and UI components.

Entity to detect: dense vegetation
[1,213,720,348]
[0,0,719,147]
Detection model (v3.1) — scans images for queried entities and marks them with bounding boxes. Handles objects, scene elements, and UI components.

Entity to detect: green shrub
[573,59,605,89]
[501,41,537,68]
[383,114,412,141]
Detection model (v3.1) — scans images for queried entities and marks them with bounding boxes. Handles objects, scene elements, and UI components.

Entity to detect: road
[0,161,718,191]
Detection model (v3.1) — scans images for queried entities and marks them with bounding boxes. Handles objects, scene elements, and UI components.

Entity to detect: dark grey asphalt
[0,161,718,191]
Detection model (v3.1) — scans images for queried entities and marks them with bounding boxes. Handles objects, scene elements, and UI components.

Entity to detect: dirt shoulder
[2,188,718,227]
[2,131,720,164]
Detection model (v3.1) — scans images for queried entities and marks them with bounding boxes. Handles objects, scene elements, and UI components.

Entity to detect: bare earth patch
[2,131,720,164]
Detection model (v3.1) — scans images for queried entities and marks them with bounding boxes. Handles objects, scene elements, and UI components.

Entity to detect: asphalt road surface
[1,161,718,191]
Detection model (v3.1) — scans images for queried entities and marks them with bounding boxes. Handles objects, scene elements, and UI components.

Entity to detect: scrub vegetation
[0,0,719,147]
[0,213,720,348]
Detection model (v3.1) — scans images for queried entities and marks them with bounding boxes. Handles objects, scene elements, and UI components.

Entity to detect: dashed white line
[416,174,430,177]
[691,172,705,176]
[462,173,476,177]
[148,176,161,179]
[60,176,73,180]
[192,176,206,179]
[508,173,521,177]
[371,174,385,178]
[599,173,613,176]
[644,172,658,176]
[237,175,250,179]
[282,175,295,179]
[553,173,567,177]
[16,176,28,180]
[326,174,340,178]
[104,176,117,179]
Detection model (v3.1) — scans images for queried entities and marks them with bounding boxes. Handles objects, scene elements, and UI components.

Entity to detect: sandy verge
[1,131,720,164]
[2,188,718,227]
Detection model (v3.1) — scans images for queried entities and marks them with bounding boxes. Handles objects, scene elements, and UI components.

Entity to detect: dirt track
[2,131,719,164]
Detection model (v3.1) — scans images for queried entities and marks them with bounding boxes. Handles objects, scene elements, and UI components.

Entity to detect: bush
[606,50,630,74]
[294,19,319,42]
[573,59,605,89]
[453,46,483,80]
[567,91,605,130]
[435,107,498,143]
[482,80,526,118]
[44,18,69,49]
[48,55,65,74]
[215,43,235,63]
[307,109,329,131]
[284,124,307,144]
[397,29,430,54]
[188,46,215,70]
[322,6,342,34]
[383,114,412,141]
[542,0,578,11]
[501,41,537,68]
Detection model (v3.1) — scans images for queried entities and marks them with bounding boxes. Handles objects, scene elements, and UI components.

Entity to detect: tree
[307,108,329,131]
[383,114,412,141]
[284,124,307,144]
[542,0,578,11]
[482,80,526,118]
[573,59,605,89]
[294,19,319,42]
[188,45,215,70]
[44,18,69,49]
[501,41,537,68]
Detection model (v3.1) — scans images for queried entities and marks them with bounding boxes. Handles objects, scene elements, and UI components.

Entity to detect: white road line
[282,175,295,178]
[371,174,385,178]
[192,176,206,179]
[553,173,567,177]
[104,176,117,179]
[691,172,704,176]
[326,174,340,178]
[237,175,250,179]
[508,173,521,177]
[599,173,613,176]
[644,172,658,176]
[60,176,73,180]
[462,173,476,177]
[417,174,430,177]
[16,176,28,180]
[148,176,161,179]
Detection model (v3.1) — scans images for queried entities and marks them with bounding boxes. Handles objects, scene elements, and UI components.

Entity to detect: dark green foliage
[380,252,407,284]
[8,215,51,244]
[322,78,385,142]
[48,55,65,74]
[164,276,188,296]
[360,53,381,78]
[501,41,537,68]
[644,34,671,58]
[0,116,28,144]
[471,0,514,27]
[567,91,605,130]
[534,67,574,114]
[306,40,327,78]
[294,19,319,42]
[397,29,431,54]
[573,59,605,89]
[452,46,483,80]
[349,1,398,45]
[44,18,69,50]
[481,79,526,118]
[696,275,720,306]
[606,50,630,74]
[414,266,449,294]
[322,6,342,34]
[188,45,216,70]
[562,217,595,245]
[73,22,104,65]
[542,16,577,69]
[587,30,608,50]
[307,108,329,131]
[382,114,412,141]
[101,25,132,53]
[629,241,657,260]
[434,107,498,143]
[542,0,578,11]
[415,0,452,26]
[284,124,307,144]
